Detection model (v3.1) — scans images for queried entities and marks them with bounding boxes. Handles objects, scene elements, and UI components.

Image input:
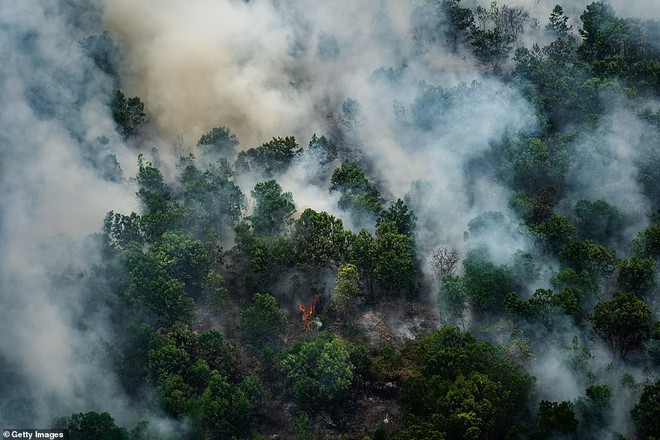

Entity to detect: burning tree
[299,294,319,333]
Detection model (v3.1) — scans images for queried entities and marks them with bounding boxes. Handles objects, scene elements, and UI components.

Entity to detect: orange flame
[298,293,319,332]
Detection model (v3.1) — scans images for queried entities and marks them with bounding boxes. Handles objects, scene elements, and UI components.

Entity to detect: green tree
[150,231,210,295]
[442,371,510,439]
[513,41,612,128]
[576,384,612,433]
[330,161,382,219]
[631,380,660,440]
[469,2,529,72]
[401,327,532,440]
[551,268,598,299]
[574,199,624,246]
[203,271,229,314]
[350,229,378,299]
[111,90,147,138]
[537,400,578,437]
[339,97,365,147]
[157,373,193,417]
[177,154,246,238]
[578,2,627,63]
[307,133,337,165]
[438,275,467,329]
[616,256,657,296]
[546,5,573,37]
[374,222,418,297]
[279,333,355,409]
[293,411,315,440]
[54,412,129,440]
[113,323,155,395]
[230,221,295,290]
[293,209,352,271]
[103,211,144,252]
[377,199,417,237]
[135,155,179,241]
[332,263,360,324]
[196,126,239,158]
[532,215,577,253]
[239,293,288,350]
[250,180,296,237]
[442,0,475,52]
[121,243,195,327]
[197,329,237,376]
[235,136,301,177]
[590,292,652,359]
[198,371,252,437]
[631,224,660,259]
[505,136,571,195]
[504,287,584,325]
[462,249,516,314]
[559,240,615,277]
[249,236,296,290]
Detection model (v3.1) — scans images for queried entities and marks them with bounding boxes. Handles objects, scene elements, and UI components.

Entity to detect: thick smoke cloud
[0,0,138,426]
[103,0,537,245]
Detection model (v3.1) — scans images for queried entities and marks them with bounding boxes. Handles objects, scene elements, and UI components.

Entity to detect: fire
[298,293,319,332]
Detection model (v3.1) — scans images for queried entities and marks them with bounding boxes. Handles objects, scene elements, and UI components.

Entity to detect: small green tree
[349,229,378,301]
[438,275,467,329]
[332,263,360,324]
[239,293,288,350]
[532,215,577,253]
[307,133,337,165]
[111,90,147,138]
[377,199,417,237]
[339,97,365,147]
[197,126,239,158]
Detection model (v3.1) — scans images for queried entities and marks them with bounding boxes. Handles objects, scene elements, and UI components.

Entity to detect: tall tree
[590,292,652,359]
[469,1,529,71]
[250,180,296,237]
[374,222,418,297]
[332,263,360,324]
